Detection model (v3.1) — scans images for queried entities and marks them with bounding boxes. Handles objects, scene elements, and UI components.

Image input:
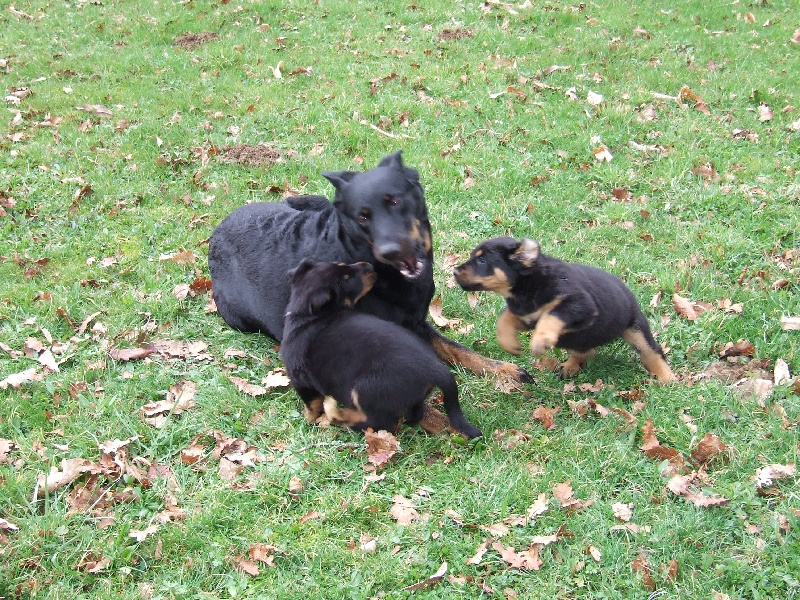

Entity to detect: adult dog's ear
[510,238,540,270]
[290,259,316,283]
[322,170,359,191]
[379,150,420,186]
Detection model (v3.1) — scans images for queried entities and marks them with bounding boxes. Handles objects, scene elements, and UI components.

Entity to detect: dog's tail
[435,372,483,439]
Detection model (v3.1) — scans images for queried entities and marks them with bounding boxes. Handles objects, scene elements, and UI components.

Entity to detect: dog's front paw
[498,335,523,356]
[529,336,555,356]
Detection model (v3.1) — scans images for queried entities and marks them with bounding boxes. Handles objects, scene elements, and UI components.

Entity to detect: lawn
[1,0,799,598]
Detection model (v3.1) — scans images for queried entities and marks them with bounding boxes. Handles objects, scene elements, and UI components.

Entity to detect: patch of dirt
[173,32,219,50]
[436,28,474,42]
[219,144,281,167]
[703,358,773,384]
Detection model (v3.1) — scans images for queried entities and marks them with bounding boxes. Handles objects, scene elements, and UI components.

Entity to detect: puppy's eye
[357,210,370,224]
[386,196,401,207]
[475,256,486,265]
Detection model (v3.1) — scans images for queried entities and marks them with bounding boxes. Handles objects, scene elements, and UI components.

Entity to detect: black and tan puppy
[453,237,674,382]
[280,260,483,439]
[208,150,527,385]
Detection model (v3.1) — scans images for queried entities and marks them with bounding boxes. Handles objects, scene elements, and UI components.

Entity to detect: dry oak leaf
[612,502,633,522]
[531,406,559,430]
[672,293,712,321]
[0,367,43,390]
[365,428,399,467]
[75,554,111,574]
[129,523,160,542]
[755,463,796,488]
[632,553,656,591]
[467,540,490,565]
[428,295,461,329]
[0,517,19,531]
[249,543,280,568]
[492,541,543,571]
[666,473,730,507]
[228,376,267,397]
[553,481,591,512]
[390,494,419,525]
[36,458,96,496]
[233,554,260,576]
[690,433,729,465]
[0,438,17,463]
[109,346,154,362]
[527,493,549,519]
[403,561,448,592]
[261,369,291,388]
[288,475,303,499]
[718,339,755,358]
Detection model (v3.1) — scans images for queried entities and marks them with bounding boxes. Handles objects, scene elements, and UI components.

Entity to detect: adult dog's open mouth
[397,255,425,279]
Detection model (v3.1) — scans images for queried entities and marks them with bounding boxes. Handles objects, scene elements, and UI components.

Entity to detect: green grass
[1,0,799,598]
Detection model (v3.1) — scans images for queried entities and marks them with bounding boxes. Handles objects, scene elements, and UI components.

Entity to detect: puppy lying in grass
[280,260,483,438]
[453,237,674,382]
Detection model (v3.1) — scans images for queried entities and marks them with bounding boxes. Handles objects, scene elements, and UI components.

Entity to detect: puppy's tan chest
[508,296,563,329]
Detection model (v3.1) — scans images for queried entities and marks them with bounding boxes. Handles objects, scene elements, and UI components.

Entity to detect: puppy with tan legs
[280,260,483,438]
[453,237,674,382]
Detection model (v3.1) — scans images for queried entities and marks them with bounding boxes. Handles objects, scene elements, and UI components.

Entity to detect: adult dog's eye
[383,194,400,207]
[357,210,370,224]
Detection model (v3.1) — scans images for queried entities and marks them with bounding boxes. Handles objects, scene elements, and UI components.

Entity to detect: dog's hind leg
[294,387,325,422]
[322,393,370,429]
[559,348,596,379]
[622,324,675,382]
[425,324,531,385]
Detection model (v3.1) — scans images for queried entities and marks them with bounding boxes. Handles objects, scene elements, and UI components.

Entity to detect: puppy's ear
[308,289,333,314]
[510,238,540,269]
[290,259,316,283]
[322,170,359,191]
[377,150,404,168]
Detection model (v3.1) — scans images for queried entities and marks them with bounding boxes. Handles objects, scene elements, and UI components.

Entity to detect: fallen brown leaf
[531,406,559,430]
[365,429,399,467]
[390,494,419,525]
[429,295,461,329]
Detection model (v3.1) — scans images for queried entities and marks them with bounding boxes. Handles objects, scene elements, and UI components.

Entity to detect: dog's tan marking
[529,312,567,356]
[622,329,675,382]
[430,335,525,382]
[354,271,377,304]
[559,349,596,378]
[303,396,324,422]
[323,393,368,427]
[496,308,525,355]
[408,219,433,253]
[473,248,484,258]
[515,297,564,329]
[511,238,540,268]
[455,267,512,297]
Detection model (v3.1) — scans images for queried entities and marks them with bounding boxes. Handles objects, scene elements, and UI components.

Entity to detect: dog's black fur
[208,151,528,383]
[453,237,674,382]
[280,261,483,438]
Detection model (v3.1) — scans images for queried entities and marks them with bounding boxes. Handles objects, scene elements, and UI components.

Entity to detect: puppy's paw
[498,337,523,355]
[557,361,582,379]
[529,336,555,356]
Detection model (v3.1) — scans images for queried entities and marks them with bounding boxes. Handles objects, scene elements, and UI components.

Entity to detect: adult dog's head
[322,150,432,280]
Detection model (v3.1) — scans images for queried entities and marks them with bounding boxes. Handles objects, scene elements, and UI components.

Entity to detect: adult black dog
[208,150,529,384]
[280,260,482,438]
